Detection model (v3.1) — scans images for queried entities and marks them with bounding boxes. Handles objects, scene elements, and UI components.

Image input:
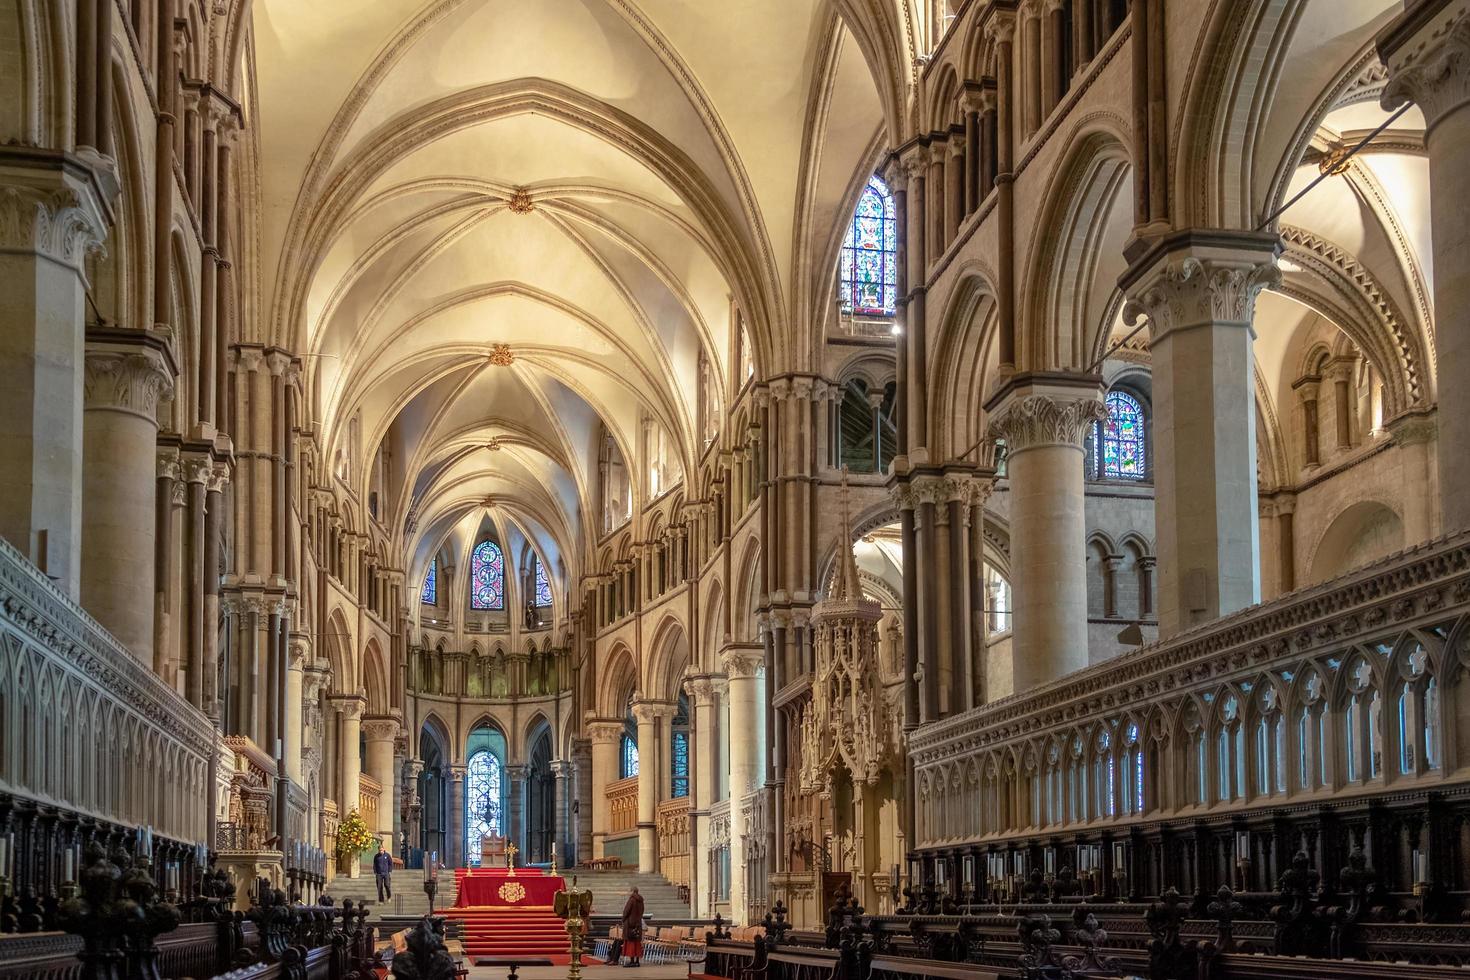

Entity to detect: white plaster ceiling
[250,0,884,590]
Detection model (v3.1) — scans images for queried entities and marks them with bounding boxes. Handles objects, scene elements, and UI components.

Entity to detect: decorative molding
[721,648,763,678]
[1122,254,1281,339]
[1381,7,1470,129]
[988,393,1106,452]
[0,183,107,274]
[83,348,174,421]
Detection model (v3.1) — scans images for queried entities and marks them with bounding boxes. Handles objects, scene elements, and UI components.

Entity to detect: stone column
[333,696,365,865]
[1294,377,1321,468]
[0,153,110,597]
[686,674,723,917]
[551,760,572,867]
[364,717,399,839]
[986,374,1106,691]
[1329,358,1358,450]
[723,649,762,924]
[81,333,175,658]
[285,638,307,784]
[447,765,467,869]
[1381,4,1470,532]
[586,719,622,859]
[506,764,527,856]
[631,699,675,873]
[1122,231,1278,635]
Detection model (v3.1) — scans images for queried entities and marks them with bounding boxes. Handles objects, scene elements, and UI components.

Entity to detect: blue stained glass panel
[466,750,503,864]
[1093,390,1146,481]
[470,540,505,610]
[672,731,689,798]
[421,559,437,605]
[534,559,553,607]
[839,176,898,317]
[621,734,640,779]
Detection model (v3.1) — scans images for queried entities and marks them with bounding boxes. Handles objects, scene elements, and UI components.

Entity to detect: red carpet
[440,869,577,960]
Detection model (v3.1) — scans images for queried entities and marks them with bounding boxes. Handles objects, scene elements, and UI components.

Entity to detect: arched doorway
[526,724,555,862]
[416,722,449,865]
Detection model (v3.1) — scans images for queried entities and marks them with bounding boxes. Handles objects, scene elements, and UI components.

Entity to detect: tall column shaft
[631,701,671,873]
[0,157,107,596]
[723,650,761,924]
[686,676,720,917]
[285,643,306,783]
[1380,7,1470,532]
[987,376,1105,691]
[507,765,527,855]
[364,719,400,838]
[1122,232,1278,635]
[448,767,466,868]
[587,721,621,859]
[81,337,175,658]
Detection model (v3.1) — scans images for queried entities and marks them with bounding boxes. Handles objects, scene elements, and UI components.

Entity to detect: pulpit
[481,834,508,866]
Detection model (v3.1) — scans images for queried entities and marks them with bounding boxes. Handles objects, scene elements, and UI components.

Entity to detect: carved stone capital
[1120,231,1281,342]
[721,647,763,678]
[84,345,174,421]
[330,695,366,721]
[683,672,727,705]
[631,699,678,725]
[157,449,182,482]
[183,454,213,485]
[987,388,1106,452]
[362,718,400,742]
[1380,4,1470,130]
[584,717,624,744]
[0,174,108,275]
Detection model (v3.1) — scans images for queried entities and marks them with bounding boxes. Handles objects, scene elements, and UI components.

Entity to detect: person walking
[373,843,394,903]
[620,886,645,967]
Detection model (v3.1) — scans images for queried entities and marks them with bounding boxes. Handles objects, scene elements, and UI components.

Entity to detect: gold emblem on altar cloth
[498,881,526,904]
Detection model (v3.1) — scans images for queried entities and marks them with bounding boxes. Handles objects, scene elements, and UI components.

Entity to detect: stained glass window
[838,176,898,317]
[534,558,553,607]
[470,540,504,610]
[421,559,437,605]
[1093,390,1146,480]
[620,734,639,779]
[671,731,689,798]
[466,749,503,864]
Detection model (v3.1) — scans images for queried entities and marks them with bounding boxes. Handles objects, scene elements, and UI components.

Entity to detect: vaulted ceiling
[249,0,885,588]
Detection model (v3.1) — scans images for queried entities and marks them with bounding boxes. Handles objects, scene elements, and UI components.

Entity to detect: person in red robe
[620,887,645,967]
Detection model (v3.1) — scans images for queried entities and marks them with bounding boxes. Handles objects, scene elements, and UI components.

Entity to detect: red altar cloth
[454,868,567,908]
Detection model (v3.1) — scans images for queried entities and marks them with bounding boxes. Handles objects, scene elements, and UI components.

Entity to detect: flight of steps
[569,869,691,922]
[324,868,458,918]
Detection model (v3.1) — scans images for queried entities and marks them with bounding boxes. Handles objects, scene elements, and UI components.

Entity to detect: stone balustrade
[0,538,216,845]
[906,529,1470,907]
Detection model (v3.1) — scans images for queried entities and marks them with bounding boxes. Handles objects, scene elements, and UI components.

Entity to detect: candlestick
[63,848,75,883]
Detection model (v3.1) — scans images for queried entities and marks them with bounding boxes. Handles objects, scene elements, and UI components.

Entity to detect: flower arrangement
[336,809,377,856]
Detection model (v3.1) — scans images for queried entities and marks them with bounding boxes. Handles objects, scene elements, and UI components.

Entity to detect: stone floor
[467,964,688,980]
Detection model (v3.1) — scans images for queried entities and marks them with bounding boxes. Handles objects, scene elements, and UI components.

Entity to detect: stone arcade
[4,0,1470,978]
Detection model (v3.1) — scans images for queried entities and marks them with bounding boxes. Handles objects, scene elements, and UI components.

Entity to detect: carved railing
[658,796,692,887]
[907,530,1470,906]
[358,773,381,838]
[0,538,216,845]
[607,776,638,835]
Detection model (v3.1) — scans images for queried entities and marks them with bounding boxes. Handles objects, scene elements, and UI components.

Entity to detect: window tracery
[466,749,503,863]
[838,176,898,317]
[421,559,437,605]
[470,540,505,610]
[1092,389,1147,480]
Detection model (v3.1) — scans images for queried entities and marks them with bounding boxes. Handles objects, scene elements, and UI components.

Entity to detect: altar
[454,867,567,908]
